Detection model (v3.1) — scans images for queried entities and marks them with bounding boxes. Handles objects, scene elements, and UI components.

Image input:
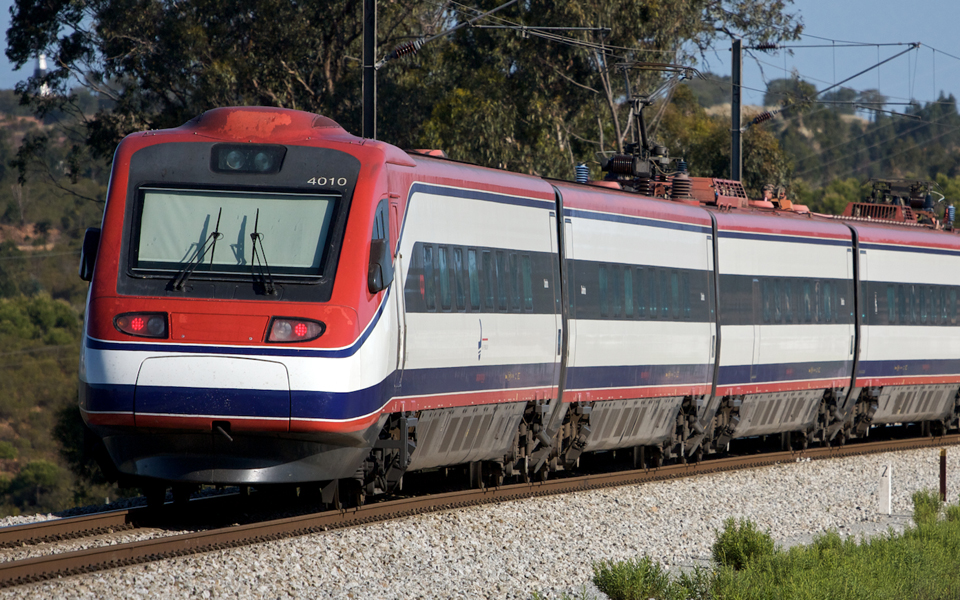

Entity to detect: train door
[391,198,405,386]
[562,216,577,372]
[549,212,563,383]
[750,277,761,383]
[854,248,865,364]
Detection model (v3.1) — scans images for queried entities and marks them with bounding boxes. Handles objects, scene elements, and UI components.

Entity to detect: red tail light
[115,313,168,338]
[267,317,325,343]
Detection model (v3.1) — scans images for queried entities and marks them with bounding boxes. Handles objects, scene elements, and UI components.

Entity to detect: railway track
[2,433,957,589]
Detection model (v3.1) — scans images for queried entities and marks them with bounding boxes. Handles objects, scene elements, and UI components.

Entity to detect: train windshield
[133,187,338,277]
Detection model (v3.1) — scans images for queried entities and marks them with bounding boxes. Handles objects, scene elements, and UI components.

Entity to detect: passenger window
[783,280,793,323]
[898,285,907,324]
[649,268,659,319]
[521,255,533,311]
[670,271,679,319]
[802,282,812,323]
[920,286,928,324]
[762,279,772,323]
[468,249,480,310]
[823,282,833,322]
[599,264,609,317]
[660,270,670,319]
[423,245,436,311]
[453,248,466,311]
[887,285,896,324]
[438,246,451,311]
[623,268,634,318]
[911,285,919,324]
[508,253,520,312]
[947,288,957,325]
[482,251,495,310]
[611,265,622,318]
[495,251,507,312]
[940,288,947,324]
[814,281,822,322]
[681,272,691,319]
[773,279,782,323]
[636,268,646,318]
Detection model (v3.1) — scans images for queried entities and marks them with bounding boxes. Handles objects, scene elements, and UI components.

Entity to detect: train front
[78,107,400,488]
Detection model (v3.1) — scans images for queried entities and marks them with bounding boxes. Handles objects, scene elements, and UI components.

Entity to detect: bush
[912,489,944,526]
[592,556,673,600]
[712,517,777,570]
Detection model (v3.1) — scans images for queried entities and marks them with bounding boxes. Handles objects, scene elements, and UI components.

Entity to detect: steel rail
[2,434,958,588]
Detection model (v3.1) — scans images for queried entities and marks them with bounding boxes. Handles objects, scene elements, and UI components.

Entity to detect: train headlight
[266,317,325,343]
[114,312,168,338]
[211,144,286,174]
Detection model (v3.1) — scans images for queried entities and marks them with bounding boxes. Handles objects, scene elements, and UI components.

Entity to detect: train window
[802,282,812,323]
[467,249,480,311]
[599,265,609,317]
[495,251,507,312]
[931,287,939,325]
[660,270,670,319]
[373,201,387,241]
[508,253,520,312]
[482,251,495,310]
[940,288,947,325]
[438,247,451,311]
[911,285,919,324]
[773,279,782,323]
[624,268,634,318]
[423,245,436,311]
[682,272,691,319]
[952,289,958,325]
[783,280,793,324]
[887,285,896,324]
[611,265,622,318]
[636,268,646,318]
[823,282,833,322]
[670,271,679,319]
[521,255,533,311]
[814,281,823,323]
[920,286,928,324]
[453,248,466,311]
[649,268,659,319]
[762,279,772,323]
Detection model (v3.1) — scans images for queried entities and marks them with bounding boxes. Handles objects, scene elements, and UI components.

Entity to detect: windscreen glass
[134,188,337,276]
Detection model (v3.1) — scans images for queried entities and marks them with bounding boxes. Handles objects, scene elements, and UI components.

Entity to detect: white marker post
[879,465,892,515]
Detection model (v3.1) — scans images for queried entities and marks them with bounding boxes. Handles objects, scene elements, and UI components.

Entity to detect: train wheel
[171,484,194,506]
[144,483,167,511]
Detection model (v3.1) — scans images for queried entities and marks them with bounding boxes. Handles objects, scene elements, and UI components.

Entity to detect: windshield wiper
[250,208,277,295]
[171,208,223,291]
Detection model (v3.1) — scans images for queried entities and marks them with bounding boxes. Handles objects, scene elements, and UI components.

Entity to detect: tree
[8,0,803,181]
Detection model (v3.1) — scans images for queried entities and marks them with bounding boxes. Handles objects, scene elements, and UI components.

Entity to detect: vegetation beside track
[550,489,960,600]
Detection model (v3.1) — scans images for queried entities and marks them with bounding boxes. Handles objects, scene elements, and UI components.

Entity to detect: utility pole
[731,38,742,182]
[363,0,377,139]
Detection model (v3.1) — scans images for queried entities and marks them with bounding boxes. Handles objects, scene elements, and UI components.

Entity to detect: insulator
[604,154,636,175]
[753,43,778,50]
[949,205,956,223]
[634,176,651,196]
[676,160,688,173]
[575,163,590,183]
[391,39,423,60]
[752,112,773,125]
[671,173,693,199]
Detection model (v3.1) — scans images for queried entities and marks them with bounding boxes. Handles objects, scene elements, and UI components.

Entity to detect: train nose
[133,356,291,432]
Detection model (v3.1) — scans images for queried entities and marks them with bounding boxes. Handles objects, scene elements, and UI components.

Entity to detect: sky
[1,0,959,109]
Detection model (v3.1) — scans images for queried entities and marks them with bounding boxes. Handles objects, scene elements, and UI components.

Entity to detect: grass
[572,489,960,600]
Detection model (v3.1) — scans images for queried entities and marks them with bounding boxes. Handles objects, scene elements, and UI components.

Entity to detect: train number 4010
[307,177,348,186]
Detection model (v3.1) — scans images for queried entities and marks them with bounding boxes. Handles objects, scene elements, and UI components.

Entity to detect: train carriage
[77,106,960,500]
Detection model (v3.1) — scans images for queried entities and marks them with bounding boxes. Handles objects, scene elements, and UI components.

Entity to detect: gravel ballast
[1,445,957,599]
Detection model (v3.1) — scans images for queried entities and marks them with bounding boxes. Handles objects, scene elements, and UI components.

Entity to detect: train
[77,105,960,505]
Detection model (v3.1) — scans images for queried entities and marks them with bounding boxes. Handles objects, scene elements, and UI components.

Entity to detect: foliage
[7,0,802,181]
[591,556,678,600]
[913,488,945,526]
[711,517,777,571]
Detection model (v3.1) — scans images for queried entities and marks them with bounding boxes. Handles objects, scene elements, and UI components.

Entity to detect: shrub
[712,517,776,570]
[912,488,944,526]
[592,556,672,600]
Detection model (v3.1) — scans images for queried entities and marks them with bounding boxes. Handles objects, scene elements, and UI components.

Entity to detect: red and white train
[77,106,960,501]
